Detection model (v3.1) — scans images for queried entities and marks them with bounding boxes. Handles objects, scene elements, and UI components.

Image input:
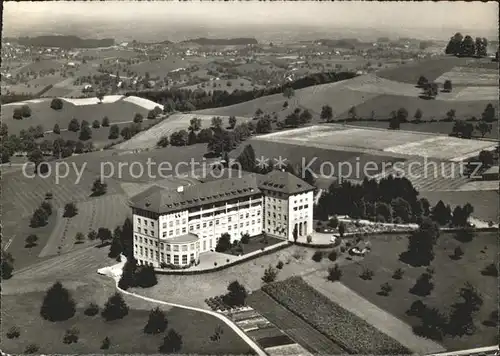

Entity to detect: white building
[129,171,314,268]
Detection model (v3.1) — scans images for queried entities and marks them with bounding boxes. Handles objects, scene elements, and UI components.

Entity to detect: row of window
[137,218,155,227]
[293,204,309,211]
[162,227,187,238]
[161,218,187,229]
[134,237,199,251]
[267,211,287,220]
[136,227,156,236]
[137,248,196,265]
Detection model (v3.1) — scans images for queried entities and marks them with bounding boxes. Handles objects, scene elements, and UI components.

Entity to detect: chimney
[177,186,184,193]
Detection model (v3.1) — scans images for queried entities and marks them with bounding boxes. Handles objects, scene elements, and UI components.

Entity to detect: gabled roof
[129,174,261,213]
[257,170,314,195]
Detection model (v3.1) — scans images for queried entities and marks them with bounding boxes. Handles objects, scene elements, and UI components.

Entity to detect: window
[203,222,207,228]
[162,231,167,238]
[216,219,219,225]
[240,214,244,219]
[169,221,173,227]
[138,227,141,233]
[209,221,213,227]
[163,223,167,229]
[196,224,200,229]
[234,224,237,229]
[169,230,173,236]
[190,243,194,250]
[149,248,153,258]
[161,252,164,261]
[155,251,159,259]
[257,210,261,215]
[176,220,180,225]
[182,245,188,251]
[257,219,261,224]
[267,211,270,217]
[304,204,309,209]
[140,246,143,254]
[182,219,187,224]
[189,225,194,231]
[155,241,158,247]
[166,244,171,251]
[151,221,154,227]
[240,223,243,228]
[252,220,255,225]
[166,254,170,263]
[228,225,232,230]
[182,255,188,264]
[137,218,141,224]
[228,216,232,222]
[182,227,187,233]
[190,253,194,261]
[175,228,179,235]
[173,245,179,252]
[246,221,249,226]
[174,255,179,265]
[245,213,249,218]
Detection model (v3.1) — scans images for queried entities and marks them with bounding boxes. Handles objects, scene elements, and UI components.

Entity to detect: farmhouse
[129,171,314,267]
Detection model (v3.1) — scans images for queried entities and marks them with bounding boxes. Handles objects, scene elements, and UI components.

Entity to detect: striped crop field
[39,194,130,258]
[115,113,250,150]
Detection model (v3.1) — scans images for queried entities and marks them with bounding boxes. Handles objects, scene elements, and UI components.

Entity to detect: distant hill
[16,35,114,49]
[181,37,258,46]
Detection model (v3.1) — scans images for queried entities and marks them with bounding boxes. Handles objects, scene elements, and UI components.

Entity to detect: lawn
[1,287,254,355]
[340,231,499,350]
[261,277,411,354]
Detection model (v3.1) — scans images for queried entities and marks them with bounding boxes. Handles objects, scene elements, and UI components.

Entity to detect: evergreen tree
[159,329,183,353]
[144,307,168,334]
[40,281,76,321]
[136,265,158,288]
[223,280,248,307]
[118,258,137,290]
[237,144,256,173]
[409,272,434,296]
[101,292,129,321]
[400,218,439,267]
[447,282,483,336]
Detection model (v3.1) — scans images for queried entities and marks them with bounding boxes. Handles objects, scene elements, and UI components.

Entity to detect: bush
[262,265,278,283]
[63,327,79,344]
[144,307,168,334]
[101,336,111,349]
[360,268,374,280]
[328,216,339,228]
[392,268,404,280]
[101,293,129,321]
[84,302,99,316]
[24,344,40,354]
[312,250,324,262]
[241,233,250,244]
[40,282,76,321]
[481,263,498,277]
[306,235,312,243]
[6,326,20,339]
[379,282,392,296]
[328,250,338,261]
[50,98,63,110]
[276,261,284,269]
[327,264,342,281]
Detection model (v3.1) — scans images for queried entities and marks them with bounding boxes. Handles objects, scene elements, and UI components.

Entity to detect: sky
[3,1,498,40]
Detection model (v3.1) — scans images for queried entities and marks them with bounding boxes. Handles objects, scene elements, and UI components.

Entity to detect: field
[115,113,250,150]
[261,277,411,354]
[1,96,155,135]
[254,124,496,162]
[339,94,498,121]
[435,66,499,86]
[181,77,263,93]
[340,231,498,351]
[248,290,345,354]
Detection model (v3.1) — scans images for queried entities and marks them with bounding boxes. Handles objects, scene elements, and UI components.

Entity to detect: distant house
[67,62,76,67]
[482,166,499,181]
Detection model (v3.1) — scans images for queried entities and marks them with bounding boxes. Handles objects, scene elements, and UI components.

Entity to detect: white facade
[130,172,314,268]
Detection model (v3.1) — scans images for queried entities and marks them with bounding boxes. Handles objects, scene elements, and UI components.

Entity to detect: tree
[63,327,80,344]
[96,92,104,103]
[13,107,23,120]
[409,272,434,296]
[320,105,333,121]
[101,337,111,350]
[445,109,456,121]
[414,108,423,121]
[224,280,248,307]
[102,116,110,127]
[423,82,438,99]
[389,111,400,130]
[460,35,476,57]
[40,281,76,321]
[101,292,129,321]
[119,259,137,290]
[347,106,357,120]
[25,234,38,248]
[481,103,495,123]
[189,117,202,132]
[417,76,428,88]
[255,108,264,117]
[144,307,168,334]
[379,282,393,296]
[215,233,232,252]
[292,224,298,243]
[0,123,8,137]
[262,266,278,283]
[451,246,464,260]
[481,263,498,277]
[159,329,183,353]
[24,344,40,354]
[1,250,15,279]
[84,302,99,316]
[283,101,289,109]
[136,265,158,288]
[283,87,294,98]
[327,264,342,281]
[208,129,235,156]
[228,116,237,129]
[451,203,474,227]
[20,104,32,117]
[88,229,97,241]
[79,125,92,140]
[92,120,101,128]
[197,128,213,143]
[338,222,346,237]
[133,113,143,123]
[30,207,49,227]
[169,130,188,146]
[400,218,439,267]
[451,120,474,139]
[445,33,464,55]
[256,117,272,134]
[237,144,256,172]
[63,202,78,218]
[431,200,451,225]
[27,148,45,174]
[475,121,492,138]
[392,268,404,280]
[443,80,452,92]
[108,124,120,139]
[447,282,483,336]
[50,98,64,110]
[67,118,79,132]
[97,227,112,245]
[211,116,223,130]
[91,178,107,196]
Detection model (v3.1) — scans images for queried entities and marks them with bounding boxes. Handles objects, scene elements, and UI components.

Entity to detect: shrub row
[262,277,410,355]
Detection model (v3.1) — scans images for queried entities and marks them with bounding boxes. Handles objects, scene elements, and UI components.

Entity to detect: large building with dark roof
[129,170,314,268]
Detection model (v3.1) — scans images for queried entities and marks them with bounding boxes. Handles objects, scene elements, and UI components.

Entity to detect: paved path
[100,261,267,356]
[304,273,446,355]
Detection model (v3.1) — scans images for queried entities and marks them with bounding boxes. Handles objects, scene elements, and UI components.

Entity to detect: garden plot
[115,113,250,150]
[435,67,499,86]
[384,136,498,161]
[39,194,130,257]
